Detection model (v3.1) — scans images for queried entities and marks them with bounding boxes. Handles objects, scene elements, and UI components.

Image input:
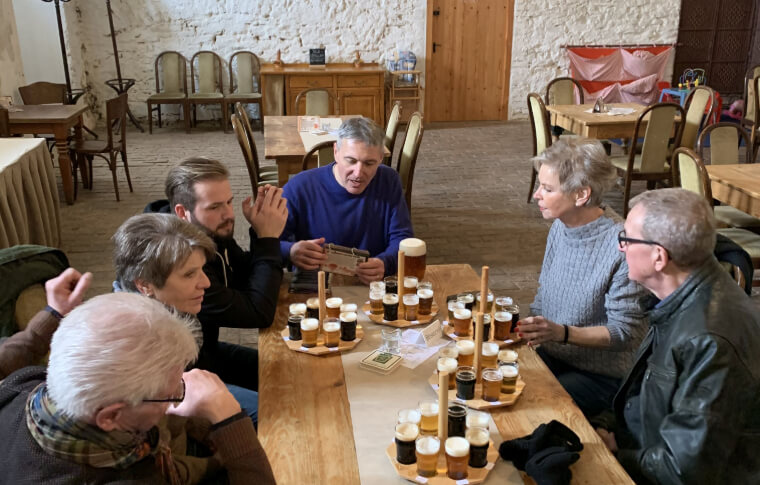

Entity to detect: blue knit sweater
[280,163,413,275]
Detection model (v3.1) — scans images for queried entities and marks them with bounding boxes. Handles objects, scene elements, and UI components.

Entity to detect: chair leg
[192,104,197,127]
[184,102,191,134]
[147,102,153,134]
[256,99,264,132]
[527,167,537,203]
[158,105,162,128]
[109,152,120,201]
[122,150,133,192]
[623,176,633,217]
[72,154,79,200]
[222,101,229,133]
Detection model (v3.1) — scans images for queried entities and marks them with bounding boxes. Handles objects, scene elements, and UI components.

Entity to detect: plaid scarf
[26,384,181,484]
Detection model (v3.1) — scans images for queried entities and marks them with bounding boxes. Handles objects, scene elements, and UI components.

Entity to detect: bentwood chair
[146,51,190,134]
[234,103,277,183]
[294,88,339,116]
[397,111,424,210]
[72,94,132,201]
[527,93,553,203]
[679,86,715,150]
[545,77,584,106]
[230,113,277,193]
[384,101,402,166]
[189,51,227,132]
[18,81,69,153]
[749,75,760,162]
[610,102,685,215]
[226,51,263,132]
[301,141,335,172]
[742,65,760,154]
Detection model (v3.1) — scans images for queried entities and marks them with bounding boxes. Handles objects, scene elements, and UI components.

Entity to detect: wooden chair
[301,141,335,171]
[18,82,66,105]
[679,86,715,149]
[234,102,277,182]
[741,64,760,146]
[384,101,402,166]
[610,102,685,216]
[749,75,760,162]
[231,112,277,193]
[397,112,424,210]
[527,93,552,203]
[72,94,132,201]
[226,51,263,132]
[294,88,339,116]
[146,51,190,134]
[545,77,584,106]
[190,51,227,132]
[0,108,9,137]
[673,147,760,283]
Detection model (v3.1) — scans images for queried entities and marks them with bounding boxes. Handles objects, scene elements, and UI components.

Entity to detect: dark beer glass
[306,297,320,319]
[455,366,476,400]
[339,311,358,341]
[383,293,399,321]
[466,427,490,468]
[447,403,467,437]
[395,423,419,465]
[287,314,303,341]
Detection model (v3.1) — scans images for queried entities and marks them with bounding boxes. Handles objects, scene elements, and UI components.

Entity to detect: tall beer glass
[400,238,426,280]
[395,423,419,465]
[323,318,340,347]
[466,427,490,468]
[445,436,470,480]
[300,318,319,348]
[418,400,439,435]
[456,340,474,367]
[415,436,440,477]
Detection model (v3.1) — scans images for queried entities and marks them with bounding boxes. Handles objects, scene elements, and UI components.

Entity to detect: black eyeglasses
[617,230,670,256]
[142,378,185,404]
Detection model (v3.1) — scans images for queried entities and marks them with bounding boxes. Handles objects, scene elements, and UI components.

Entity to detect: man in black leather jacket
[600,188,760,484]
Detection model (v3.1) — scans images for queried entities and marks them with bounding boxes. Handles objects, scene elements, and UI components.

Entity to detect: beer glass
[439,345,458,361]
[481,342,499,369]
[400,237,427,281]
[325,297,343,319]
[455,340,474,367]
[447,403,467,437]
[403,293,419,320]
[369,290,384,315]
[289,303,307,316]
[466,427,490,468]
[300,318,319,348]
[498,349,518,366]
[447,299,465,321]
[383,276,398,295]
[417,281,432,291]
[418,400,439,435]
[437,357,458,390]
[340,303,357,314]
[369,280,385,294]
[494,296,511,313]
[322,318,340,347]
[500,364,519,394]
[481,368,503,402]
[339,311,358,341]
[457,292,474,311]
[306,297,320,319]
[395,422,419,465]
[383,293,399,321]
[287,314,303,341]
[451,308,472,337]
[496,297,520,334]
[476,291,493,313]
[397,408,421,425]
[445,436,470,480]
[466,410,490,430]
[455,366,476,400]
[417,287,434,315]
[473,313,492,341]
[415,436,440,477]
[402,276,418,295]
[493,311,512,341]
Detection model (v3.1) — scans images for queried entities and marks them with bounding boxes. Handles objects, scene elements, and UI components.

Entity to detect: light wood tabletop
[705,163,760,218]
[9,104,89,205]
[546,103,646,140]
[258,264,632,484]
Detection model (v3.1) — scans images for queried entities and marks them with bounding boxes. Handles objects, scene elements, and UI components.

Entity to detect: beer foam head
[498,349,518,363]
[482,343,499,356]
[453,308,472,320]
[399,238,426,256]
[403,276,418,288]
[458,293,474,303]
[466,410,490,429]
[456,339,475,355]
[440,346,458,359]
[326,297,343,308]
[417,288,434,299]
[306,297,320,308]
[300,318,319,331]
[500,364,519,378]
[289,303,307,315]
[466,427,490,447]
[477,292,494,302]
[340,303,357,313]
[416,436,440,455]
[369,290,384,299]
[482,368,503,380]
[369,281,385,292]
[395,422,419,441]
[494,311,512,322]
[437,357,458,372]
[323,320,340,332]
[418,400,439,416]
[402,294,419,305]
[397,408,421,424]
[339,311,357,322]
[383,293,399,304]
[445,437,470,457]
[448,300,465,310]
[481,313,491,324]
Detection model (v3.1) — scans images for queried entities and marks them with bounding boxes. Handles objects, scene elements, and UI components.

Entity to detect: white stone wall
[509,0,682,118]
[0,0,26,105]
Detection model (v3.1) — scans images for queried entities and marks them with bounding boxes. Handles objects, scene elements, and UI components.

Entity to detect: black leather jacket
[613,258,760,485]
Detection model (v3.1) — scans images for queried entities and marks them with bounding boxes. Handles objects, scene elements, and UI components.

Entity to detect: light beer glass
[498,349,518,366]
[323,318,340,347]
[418,400,439,435]
[300,318,319,348]
[402,276,418,296]
[445,436,470,480]
[456,340,475,367]
[439,345,458,360]
[500,364,519,394]
[369,290,384,315]
[466,410,489,430]
[447,299,464,321]
[481,342,499,369]
[415,436,440,477]
[399,237,426,280]
[403,293,419,320]
[437,357,458,390]
[340,303,357,314]
[476,291,493,313]
[397,408,422,426]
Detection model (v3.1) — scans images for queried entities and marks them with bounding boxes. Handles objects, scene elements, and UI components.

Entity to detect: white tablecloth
[0,138,61,249]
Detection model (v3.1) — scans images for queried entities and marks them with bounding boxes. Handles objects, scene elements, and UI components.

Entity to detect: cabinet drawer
[289,75,333,88]
[337,75,380,88]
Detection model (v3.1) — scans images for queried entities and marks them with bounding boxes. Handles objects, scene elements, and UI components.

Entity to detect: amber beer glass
[456,340,475,367]
[300,318,319,348]
[369,290,384,315]
[445,436,470,480]
[452,308,472,337]
[322,318,340,348]
[493,311,512,341]
[415,436,440,477]
[417,287,434,315]
[481,368,503,402]
[400,237,426,280]
[325,297,343,319]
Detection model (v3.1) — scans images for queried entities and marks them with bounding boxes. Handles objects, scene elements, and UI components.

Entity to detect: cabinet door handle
[355,80,366,86]
[308,81,318,87]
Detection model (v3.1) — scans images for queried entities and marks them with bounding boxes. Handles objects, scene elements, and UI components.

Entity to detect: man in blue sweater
[280,117,414,284]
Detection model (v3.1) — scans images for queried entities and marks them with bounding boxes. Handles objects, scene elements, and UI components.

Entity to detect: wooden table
[8,104,88,205]
[258,264,632,484]
[705,164,760,218]
[546,103,646,139]
[264,115,391,186]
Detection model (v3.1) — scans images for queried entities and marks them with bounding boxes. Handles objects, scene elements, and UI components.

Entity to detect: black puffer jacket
[614,258,760,485]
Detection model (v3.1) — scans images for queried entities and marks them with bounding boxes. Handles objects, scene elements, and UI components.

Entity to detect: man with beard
[145,157,287,396]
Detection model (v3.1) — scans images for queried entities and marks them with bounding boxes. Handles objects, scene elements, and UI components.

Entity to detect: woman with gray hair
[518,138,649,417]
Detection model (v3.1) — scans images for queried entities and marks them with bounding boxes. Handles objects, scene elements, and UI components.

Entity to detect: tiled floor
[53,120,756,346]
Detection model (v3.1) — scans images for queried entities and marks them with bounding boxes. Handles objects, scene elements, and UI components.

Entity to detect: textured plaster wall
[0,0,26,105]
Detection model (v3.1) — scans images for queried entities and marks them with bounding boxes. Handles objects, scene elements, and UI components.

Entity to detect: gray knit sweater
[530,207,649,379]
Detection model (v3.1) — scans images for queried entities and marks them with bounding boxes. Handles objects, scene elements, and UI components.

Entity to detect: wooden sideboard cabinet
[260,63,385,125]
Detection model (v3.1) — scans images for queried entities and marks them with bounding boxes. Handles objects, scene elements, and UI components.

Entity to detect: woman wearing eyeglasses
[519,138,649,417]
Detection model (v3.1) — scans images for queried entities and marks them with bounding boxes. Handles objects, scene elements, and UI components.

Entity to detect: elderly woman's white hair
[532,138,617,207]
[46,293,200,420]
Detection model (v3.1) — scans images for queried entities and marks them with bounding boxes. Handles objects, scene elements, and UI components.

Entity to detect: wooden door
[673,0,757,99]
[425,0,514,121]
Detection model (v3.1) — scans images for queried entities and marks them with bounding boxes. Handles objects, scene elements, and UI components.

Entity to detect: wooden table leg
[54,125,75,205]
[73,116,89,190]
